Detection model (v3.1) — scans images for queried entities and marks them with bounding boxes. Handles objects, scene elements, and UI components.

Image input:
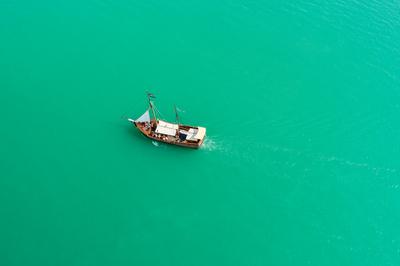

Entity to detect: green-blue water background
[1,1,400,265]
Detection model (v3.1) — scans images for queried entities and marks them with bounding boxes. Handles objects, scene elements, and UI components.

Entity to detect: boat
[128,92,206,148]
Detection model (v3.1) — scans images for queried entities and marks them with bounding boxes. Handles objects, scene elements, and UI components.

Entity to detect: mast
[174,104,180,125]
[146,92,157,123]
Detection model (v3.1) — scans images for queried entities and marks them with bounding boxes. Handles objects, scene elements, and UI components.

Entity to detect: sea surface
[1,1,400,265]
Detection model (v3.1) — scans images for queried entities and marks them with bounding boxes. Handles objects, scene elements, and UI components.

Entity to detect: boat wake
[201,137,219,151]
[236,141,399,178]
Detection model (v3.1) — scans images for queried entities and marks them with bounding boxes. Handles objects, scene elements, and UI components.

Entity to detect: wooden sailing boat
[128,92,206,148]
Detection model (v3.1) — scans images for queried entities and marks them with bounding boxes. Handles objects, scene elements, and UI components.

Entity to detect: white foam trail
[257,142,399,175]
[201,138,217,151]
[201,137,225,152]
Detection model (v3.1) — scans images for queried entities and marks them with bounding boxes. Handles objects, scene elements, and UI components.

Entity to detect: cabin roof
[194,127,206,140]
[184,127,206,141]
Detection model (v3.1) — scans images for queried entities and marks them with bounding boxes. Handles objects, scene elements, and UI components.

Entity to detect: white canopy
[154,120,178,136]
[155,125,176,136]
[158,120,179,129]
[185,128,197,141]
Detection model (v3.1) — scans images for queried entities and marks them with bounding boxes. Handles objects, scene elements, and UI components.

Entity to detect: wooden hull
[132,120,205,149]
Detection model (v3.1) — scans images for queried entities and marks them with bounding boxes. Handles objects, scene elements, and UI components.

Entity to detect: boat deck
[134,120,205,148]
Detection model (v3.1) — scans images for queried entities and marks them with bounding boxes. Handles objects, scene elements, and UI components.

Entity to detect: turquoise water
[1,1,400,265]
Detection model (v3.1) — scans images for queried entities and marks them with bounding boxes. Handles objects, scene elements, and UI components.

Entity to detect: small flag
[146,91,156,98]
